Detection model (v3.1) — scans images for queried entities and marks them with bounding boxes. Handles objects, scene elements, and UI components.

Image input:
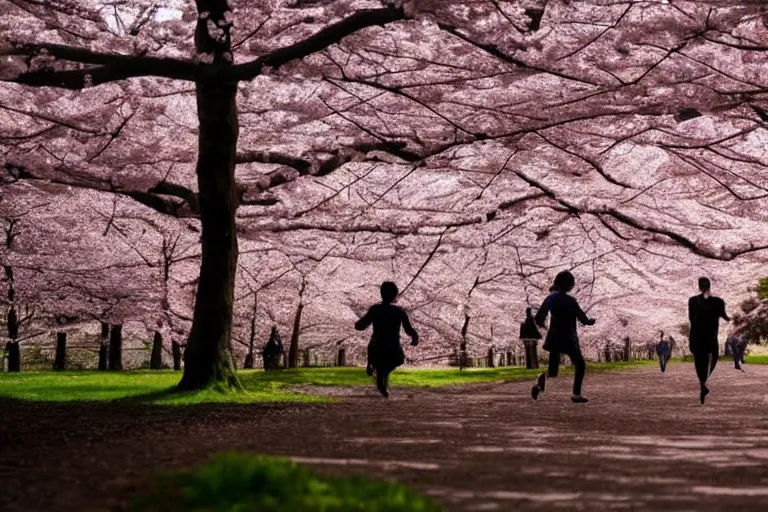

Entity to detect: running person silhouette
[688,277,730,404]
[355,282,418,398]
[656,330,671,372]
[531,271,596,403]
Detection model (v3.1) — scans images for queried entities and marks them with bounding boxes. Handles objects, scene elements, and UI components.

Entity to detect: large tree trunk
[108,324,122,370]
[288,302,303,369]
[98,322,109,370]
[178,27,240,389]
[53,332,66,371]
[150,331,163,370]
[6,341,19,372]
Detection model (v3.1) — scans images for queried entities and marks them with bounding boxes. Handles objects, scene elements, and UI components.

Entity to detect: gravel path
[3,362,768,511]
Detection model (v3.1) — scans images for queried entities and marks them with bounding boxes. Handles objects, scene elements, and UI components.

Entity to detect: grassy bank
[128,452,441,512]
[0,361,652,405]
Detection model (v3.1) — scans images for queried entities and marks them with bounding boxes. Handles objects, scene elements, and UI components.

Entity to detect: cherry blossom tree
[2,1,768,384]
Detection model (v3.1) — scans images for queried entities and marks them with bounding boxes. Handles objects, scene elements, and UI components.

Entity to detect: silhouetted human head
[552,270,575,293]
[698,277,711,293]
[380,281,398,304]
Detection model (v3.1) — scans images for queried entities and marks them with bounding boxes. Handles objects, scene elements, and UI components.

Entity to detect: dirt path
[3,363,768,511]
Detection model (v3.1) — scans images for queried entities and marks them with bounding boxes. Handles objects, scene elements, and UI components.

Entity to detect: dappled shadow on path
[4,363,768,511]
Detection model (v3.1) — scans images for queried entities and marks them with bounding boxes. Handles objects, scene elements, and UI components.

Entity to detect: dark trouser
[376,370,390,394]
[732,345,745,367]
[547,345,586,396]
[659,352,670,372]
[693,351,718,385]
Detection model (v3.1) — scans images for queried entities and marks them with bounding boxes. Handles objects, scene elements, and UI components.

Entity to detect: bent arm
[534,298,549,328]
[574,300,593,325]
[720,300,731,322]
[401,310,419,344]
[354,308,373,331]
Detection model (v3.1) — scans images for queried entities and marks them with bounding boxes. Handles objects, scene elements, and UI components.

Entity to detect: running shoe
[571,395,588,403]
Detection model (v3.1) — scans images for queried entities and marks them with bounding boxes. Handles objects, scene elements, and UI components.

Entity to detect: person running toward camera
[725,332,746,372]
[355,282,419,398]
[688,277,730,404]
[656,330,671,372]
[531,270,596,403]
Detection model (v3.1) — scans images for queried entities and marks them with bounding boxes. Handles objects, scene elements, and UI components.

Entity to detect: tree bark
[288,302,303,368]
[244,315,256,369]
[108,324,122,370]
[53,332,66,371]
[150,331,163,369]
[337,348,346,367]
[487,347,495,368]
[172,340,181,371]
[98,322,109,371]
[6,341,20,372]
[178,8,240,388]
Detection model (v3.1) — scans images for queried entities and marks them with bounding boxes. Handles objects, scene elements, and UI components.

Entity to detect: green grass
[745,355,768,364]
[0,361,653,405]
[128,452,441,512]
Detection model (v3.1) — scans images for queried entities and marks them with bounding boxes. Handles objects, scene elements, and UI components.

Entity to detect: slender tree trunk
[178,44,240,389]
[150,331,163,369]
[6,341,19,372]
[53,332,66,371]
[172,340,182,371]
[6,303,20,372]
[288,302,303,369]
[244,316,255,369]
[108,324,122,371]
[98,322,109,371]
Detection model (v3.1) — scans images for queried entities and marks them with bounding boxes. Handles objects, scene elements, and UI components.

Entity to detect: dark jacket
[535,291,593,351]
[519,317,542,340]
[355,303,417,372]
[688,294,729,353]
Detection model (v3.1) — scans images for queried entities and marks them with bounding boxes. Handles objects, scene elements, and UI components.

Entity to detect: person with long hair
[355,282,419,398]
[531,271,596,403]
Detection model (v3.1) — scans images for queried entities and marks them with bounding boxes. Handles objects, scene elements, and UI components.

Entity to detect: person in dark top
[531,270,596,403]
[520,307,542,369]
[688,277,730,404]
[725,332,746,371]
[656,330,671,373]
[355,282,419,398]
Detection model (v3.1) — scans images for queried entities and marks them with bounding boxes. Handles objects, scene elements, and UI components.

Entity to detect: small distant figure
[688,277,730,404]
[656,330,671,373]
[355,282,419,398]
[725,332,746,371]
[262,326,284,371]
[520,307,542,369]
[531,270,596,404]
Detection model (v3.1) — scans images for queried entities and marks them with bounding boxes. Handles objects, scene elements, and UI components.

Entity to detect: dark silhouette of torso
[688,294,728,353]
[520,317,542,340]
[535,291,591,350]
[355,303,416,346]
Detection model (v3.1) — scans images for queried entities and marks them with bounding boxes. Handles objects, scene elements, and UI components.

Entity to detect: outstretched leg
[709,351,719,377]
[532,351,558,400]
[567,347,587,403]
[376,368,390,398]
[693,351,710,404]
